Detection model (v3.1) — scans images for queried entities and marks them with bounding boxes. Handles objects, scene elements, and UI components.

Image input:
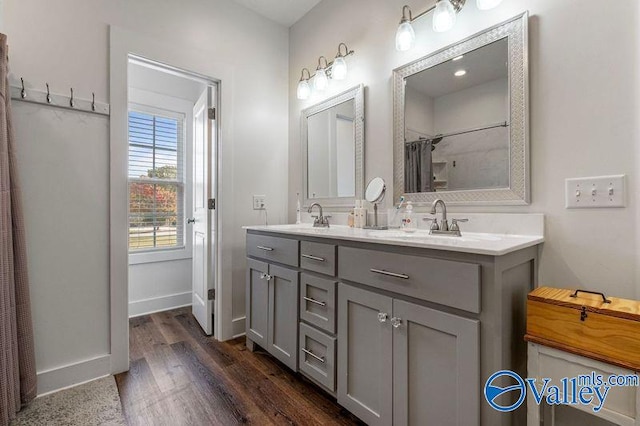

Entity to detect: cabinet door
[337,283,393,426]
[268,264,299,370]
[393,299,480,426]
[246,258,269,348]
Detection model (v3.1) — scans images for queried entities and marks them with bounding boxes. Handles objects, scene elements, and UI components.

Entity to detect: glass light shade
[314,68,329,91]
[395,21,416,51]
[477,0,503,10]
[332,57,348,80]
[297,79,311,100]
[433,0,456,33]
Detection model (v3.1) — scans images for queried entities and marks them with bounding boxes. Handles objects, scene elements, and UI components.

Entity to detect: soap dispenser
[401,201,417,233]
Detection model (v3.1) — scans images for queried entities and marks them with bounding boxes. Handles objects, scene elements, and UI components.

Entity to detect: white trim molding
[129,291,192,318]
[37,355,111,396]
[110,26,235,376]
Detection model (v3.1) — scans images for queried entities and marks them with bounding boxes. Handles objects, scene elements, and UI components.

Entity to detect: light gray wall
[433,77,507,134]
[289,0,640,314]
[6,0,288,392]
[405,89,434,138]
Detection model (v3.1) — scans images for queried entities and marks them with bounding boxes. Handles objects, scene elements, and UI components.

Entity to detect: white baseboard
[232,316,246,338]
[129,291,192,317]
[37,355,111,396]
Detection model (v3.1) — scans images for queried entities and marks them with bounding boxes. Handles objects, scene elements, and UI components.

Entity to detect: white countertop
[243,224,544,256]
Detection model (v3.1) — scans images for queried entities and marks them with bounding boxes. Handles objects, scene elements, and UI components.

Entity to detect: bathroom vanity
[244,223,543,426]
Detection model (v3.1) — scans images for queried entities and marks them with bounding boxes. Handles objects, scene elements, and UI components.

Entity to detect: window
[128,107,185,251]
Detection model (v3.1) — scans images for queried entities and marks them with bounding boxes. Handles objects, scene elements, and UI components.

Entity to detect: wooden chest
[525,287,640,371]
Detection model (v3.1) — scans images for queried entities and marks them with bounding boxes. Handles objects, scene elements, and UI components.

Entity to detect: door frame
[109,26,234,374]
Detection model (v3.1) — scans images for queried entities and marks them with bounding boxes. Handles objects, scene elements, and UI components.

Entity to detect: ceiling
[230,0,322,27]
[406,38,508,99]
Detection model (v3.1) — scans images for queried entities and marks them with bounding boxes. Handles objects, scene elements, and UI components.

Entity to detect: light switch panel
[253,195,266,210]
[565,175,626,209]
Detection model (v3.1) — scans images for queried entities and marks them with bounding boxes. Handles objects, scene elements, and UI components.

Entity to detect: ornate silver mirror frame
[302,84,364,208]
[393,12,529,205]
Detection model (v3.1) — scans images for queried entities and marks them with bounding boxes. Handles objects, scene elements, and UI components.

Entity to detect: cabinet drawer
[300,274,336,334]
[299,322,336,392]
[247,233,299,267]
[300,241,337,275]
[338,246,481,313]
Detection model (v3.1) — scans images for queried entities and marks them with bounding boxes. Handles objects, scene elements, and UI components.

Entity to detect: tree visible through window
[128,110,184,251]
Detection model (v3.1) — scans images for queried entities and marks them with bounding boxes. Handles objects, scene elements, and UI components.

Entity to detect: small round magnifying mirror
[364,177,388,230]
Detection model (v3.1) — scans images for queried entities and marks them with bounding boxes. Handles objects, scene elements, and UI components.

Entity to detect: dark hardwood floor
[115,307,364,426]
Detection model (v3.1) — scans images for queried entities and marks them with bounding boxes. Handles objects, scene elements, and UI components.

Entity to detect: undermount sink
[367,230,502,242]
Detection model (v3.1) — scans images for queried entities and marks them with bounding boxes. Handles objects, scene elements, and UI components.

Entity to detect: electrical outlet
[565,175,626,209]
[253,195,266,210]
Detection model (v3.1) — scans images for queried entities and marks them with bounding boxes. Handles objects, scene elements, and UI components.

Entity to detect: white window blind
[128,108,185,251]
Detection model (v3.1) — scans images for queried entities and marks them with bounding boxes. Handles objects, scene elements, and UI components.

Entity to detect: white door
[191,85,217,335]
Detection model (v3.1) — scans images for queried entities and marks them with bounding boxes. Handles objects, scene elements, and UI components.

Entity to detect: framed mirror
[302,84,364,207]
[393,13,529,205]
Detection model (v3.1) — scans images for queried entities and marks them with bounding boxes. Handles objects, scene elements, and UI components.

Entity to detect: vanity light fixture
[332,43,350,80]
[314,56,330,91]
[295,43,355,100]
[396,0,503,51]
[395,5,416,51]
[454,69,467,77]
[433,0,458,32]
[297,68,312,100]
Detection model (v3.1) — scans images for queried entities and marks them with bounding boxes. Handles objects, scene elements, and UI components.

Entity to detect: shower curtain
[404,140,432,193]
[0,33,37,425]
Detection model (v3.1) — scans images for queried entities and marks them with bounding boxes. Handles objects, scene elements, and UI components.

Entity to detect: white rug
[11,376,126,426]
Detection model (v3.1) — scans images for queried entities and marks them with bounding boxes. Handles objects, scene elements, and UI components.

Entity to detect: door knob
[391,317,402,328]
[378,313,389,323]
[187,218,196,224]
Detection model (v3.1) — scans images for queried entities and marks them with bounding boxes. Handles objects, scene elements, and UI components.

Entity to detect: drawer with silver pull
[338,246,481,313]
[247,234,299,267]
[300,241,336,276]
[300,273,337,334]
[299,322,336,392]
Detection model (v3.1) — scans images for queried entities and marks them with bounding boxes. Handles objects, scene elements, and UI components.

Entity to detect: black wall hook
[69,88,74,108]
[91,93,96,111]
[45,83,52,104]
[20,78,26,99]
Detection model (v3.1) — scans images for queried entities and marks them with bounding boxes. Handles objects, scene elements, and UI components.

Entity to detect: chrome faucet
[308,203,330,228]
[423,198,468,237]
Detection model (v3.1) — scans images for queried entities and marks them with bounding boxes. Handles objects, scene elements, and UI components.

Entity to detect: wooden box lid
[526,287,640,371]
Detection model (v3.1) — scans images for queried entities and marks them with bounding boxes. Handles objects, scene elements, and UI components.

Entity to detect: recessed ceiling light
[452,55,464,61]
[454,69,467,77]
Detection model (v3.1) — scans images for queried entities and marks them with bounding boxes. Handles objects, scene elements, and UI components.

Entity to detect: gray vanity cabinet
[337,283,394,426]
[337,283,480,426]
[392,299,480,426]
[246,229,540,426]
[246,255,299,371]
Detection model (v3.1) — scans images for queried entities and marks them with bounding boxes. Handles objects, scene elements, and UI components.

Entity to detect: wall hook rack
[8,79,110,116]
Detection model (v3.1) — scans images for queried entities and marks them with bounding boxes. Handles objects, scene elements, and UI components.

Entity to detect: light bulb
[433,0,456,33]
[297,79,311,100]
[314,68,329,91]
[395,21,415,51]
[477,0,503,10]
[332,56,348,80]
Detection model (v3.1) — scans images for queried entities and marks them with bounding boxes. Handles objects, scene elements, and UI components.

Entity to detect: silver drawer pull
[302,348,325,363]
[370,268,410,280]
[256,246,274,251]
[303,296,326,307]
[302,254,325,262]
